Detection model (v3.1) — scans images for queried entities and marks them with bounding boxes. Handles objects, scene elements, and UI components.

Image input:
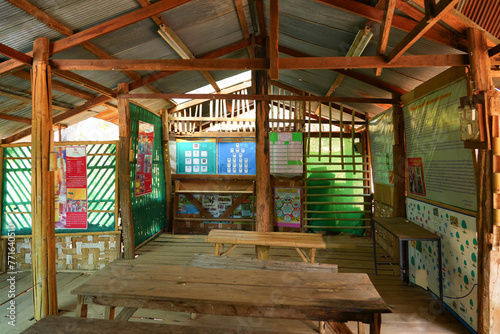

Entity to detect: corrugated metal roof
[461,0,500,39]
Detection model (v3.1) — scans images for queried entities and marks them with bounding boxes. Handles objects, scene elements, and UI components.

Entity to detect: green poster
[176,138,216,174]
[404,79,476,211]
[368,109,394,186]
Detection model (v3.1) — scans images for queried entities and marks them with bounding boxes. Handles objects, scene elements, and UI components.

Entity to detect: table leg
[215,243,220,256]
[369,313,381,334]
[76,295,87,318]
[399,239,405,282]
[438,238,443,306]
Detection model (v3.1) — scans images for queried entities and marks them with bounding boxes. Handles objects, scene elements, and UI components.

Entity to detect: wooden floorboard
[0,233,470,333]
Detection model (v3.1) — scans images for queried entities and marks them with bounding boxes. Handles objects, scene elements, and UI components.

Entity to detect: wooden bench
[20,315,315,333]
[205,229,326,263]
[187,253,338,273]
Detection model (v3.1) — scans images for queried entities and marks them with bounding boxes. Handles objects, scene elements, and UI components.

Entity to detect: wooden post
[0,142,5,273]
[467,27,498,333]
[31,37,58,320]
[117,83,135,259]
[392,94,406,217]
[253,42,271,259]
[161,110,174,232]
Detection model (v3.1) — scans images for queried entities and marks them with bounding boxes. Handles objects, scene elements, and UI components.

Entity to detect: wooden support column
[0,141,6,273]
[161,110,173,232]
[118,83,135,259]
[467,27,499,334]
[31,37,57,320]
[392,94,406,217]
[254,43,271,259]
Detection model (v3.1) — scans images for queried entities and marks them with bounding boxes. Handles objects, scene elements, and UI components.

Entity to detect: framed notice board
[176,138,216,174]
[217,138,256,175]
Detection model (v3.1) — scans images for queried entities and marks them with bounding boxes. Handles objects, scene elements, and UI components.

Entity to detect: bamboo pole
[117,82,135,259]
[31,37,58,320]
[340,104,344,169]
[0,143,6,273]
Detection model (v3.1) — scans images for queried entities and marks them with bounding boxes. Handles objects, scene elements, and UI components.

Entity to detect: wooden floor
[0,233,471,333]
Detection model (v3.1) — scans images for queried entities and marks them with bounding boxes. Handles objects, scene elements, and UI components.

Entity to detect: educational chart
[134,121,154,197]
[218,138,256,175]
[404,79,476,211]
[176,138,216,174]
[270,132,303,174]
[55,146,88,229]
[368,109,394,185]
[406,198,477,332]
[177,194,253,224]
[274,187,301,228]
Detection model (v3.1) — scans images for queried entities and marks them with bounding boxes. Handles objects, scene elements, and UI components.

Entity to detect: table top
[372,217,440,241]
[206,229,327,249]
[71,259,390,321]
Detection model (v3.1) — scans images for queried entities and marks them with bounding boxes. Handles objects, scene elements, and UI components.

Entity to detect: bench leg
[76,295,87,318]
[115,307,138,321]
[309,248,316,263]
[369,313,381,334]
[104,306,115,320]
[326,321,354,334]
[358,321,366,334]
[215,243,220,255]
[295,248,311,263]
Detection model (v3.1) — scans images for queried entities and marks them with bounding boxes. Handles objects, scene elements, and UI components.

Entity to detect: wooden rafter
[0,86,70,112]
[278,45,407,96]
[254,0,267,38]
[0,0,192,76]
[2,37,252,144]
[315,0,466,50]
[375,0,396,76]
[269,0,279,79]
[0,113,32,124]
[0,43,32,65]
[489,43,500,57]
[48,54,467,71]
[7,0,173,106]
[386,0,461,63]
[234,0,250,39]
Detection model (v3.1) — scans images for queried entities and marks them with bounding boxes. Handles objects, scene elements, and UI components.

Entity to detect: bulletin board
[218,138,256,175]
[176,138,216,174]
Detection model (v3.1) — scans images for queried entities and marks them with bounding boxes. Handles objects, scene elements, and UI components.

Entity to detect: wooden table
[205,229,326,263]
[71,259,390,334]
[372,217,443,301]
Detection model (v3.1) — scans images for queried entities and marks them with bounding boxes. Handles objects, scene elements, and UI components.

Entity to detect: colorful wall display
[404,79,477,211]
[134,121,154,197]
[55,146,88,229]
[270,132,303,174]
[176,138,217,174]
[368,108,394,186]
[274,187,301,228]
[177,194,253,224]
[406,198,477,332]
[218,138,256,175]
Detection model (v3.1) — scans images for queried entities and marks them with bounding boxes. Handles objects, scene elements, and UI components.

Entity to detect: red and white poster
[55,146,88,229]
[134,121,154,197]
[408,157,426,196]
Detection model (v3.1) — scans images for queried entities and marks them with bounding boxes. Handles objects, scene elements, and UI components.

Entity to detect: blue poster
[217,138,256,175]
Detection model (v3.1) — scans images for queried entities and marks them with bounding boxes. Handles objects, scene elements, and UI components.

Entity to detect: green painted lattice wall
[129,104,167,247]
[1,143,117,236]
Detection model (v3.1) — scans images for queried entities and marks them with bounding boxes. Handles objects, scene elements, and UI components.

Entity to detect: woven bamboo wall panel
[374,200,394,218]
[13,234,120,270]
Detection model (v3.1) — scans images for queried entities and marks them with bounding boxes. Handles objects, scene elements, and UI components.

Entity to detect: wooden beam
[0,0,193,76]
[117,83,135,259]
[51,70,116,98]
[49,54,467,71]
[316,0,466,50]
[375,0,396,76]
[254,44,271,259]
[0,113,32,124]
[278,45,408,96]
[161,111,174,231]
[0,86,70,112]
[2,39,251,144]
[0,43,32,65]
[467,27,495,334]
[234,0,250,39]
[30,37,58,320]
[254,0,267,38]
[125,93,398,104]
[269,0,279,80]
[386,0,460,63]
[489,43,500,58]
